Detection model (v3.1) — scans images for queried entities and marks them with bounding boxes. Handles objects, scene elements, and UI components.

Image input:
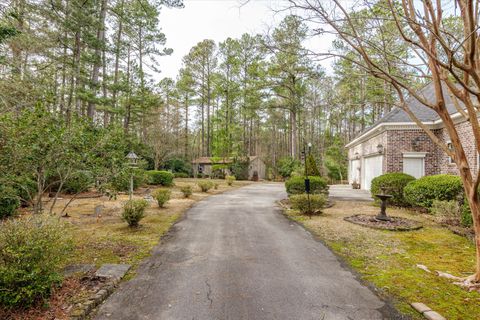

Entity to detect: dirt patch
[344,214,423,231]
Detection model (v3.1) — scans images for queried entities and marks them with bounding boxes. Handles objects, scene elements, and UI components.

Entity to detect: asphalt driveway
[94,183,399,320]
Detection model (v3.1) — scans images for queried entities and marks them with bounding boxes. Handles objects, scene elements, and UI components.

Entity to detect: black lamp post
[126,151,138,200]
[304,142,313,215]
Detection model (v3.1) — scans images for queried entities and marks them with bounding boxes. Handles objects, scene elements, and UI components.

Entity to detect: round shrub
[371,173,415,207]
[290,193,327,215]
[404,174,463,208]
[180,185,193,198]
[122,199,149,227]
[0,186,20,219]
[285,176,329,195]
[174,172,189,178]
[146,170,174,187]
[197,180,214,192]
[110,169,146,192]
[0,215,73,307]
[152,189,171,208]
[226,175,236,186]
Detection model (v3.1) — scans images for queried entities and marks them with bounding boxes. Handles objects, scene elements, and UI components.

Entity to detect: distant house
[345,83,479,190]
[192,156,266,180]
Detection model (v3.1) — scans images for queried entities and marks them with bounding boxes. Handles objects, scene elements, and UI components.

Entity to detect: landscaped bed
[0,178,252,320]
[283,200,480,320]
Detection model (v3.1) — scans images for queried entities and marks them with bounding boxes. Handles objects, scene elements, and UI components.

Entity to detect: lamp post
[126,151,138,200]
[304,142,313,216]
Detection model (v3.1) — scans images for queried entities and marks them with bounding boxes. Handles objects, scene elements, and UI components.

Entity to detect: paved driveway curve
[95,183,399,320]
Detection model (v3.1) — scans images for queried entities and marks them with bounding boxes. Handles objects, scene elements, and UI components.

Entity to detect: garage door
[350,159,360,184]
[362,155,383,190]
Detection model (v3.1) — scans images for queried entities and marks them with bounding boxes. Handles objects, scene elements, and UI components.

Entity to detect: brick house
[346,84,479,190]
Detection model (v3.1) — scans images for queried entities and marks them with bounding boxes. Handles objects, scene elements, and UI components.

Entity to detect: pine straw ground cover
[2,178,252,320]
[284,201,480,320]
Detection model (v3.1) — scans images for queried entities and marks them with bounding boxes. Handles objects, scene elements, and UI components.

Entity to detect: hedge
[110,169,146,192]
[371,173,415,207]
[285,176,329,195]
[403,174,463,208]
[146,170,174,186]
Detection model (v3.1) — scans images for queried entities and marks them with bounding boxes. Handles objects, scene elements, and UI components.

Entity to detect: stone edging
[69,277,120,320]
[411,302,446,320]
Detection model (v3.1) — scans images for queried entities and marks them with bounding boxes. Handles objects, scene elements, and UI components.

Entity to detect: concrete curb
[411,302,446,320]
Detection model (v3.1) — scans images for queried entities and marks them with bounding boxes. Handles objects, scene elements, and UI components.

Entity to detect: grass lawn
[2,178,252,320]
[284,200,480,320]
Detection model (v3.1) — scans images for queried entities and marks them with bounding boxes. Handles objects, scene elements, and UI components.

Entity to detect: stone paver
[95,264,131,279]
[63,264,95,277]
[423,311,446,320]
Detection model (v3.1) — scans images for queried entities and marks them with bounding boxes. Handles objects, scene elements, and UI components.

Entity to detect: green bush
[229,158,249,180]
[122,199,149,227]
[404,174,463,208]
[285,176,329,195]
[180,185,193,198]
[152,189,171,208]
[146,170,174,187]
[110,169,146,192]
[371,173,415,207]
[226,175,236,186]
[62,170,94,194]
[174,172,189,178]
[0,215,73,307]
[278,157,301,178]
[431,200,461,226]
[197,180,214,192]
[290,193,327,215]
[306,154,320,176]
[9,175,37,206]
[0,186,20,219]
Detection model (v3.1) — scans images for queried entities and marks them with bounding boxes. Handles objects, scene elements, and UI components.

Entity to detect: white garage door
[350,159,360,184]
[363,155,383,190]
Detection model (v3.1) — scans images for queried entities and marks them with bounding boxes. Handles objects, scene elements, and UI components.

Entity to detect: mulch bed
[0,273,107,320]
[344,214,423,231]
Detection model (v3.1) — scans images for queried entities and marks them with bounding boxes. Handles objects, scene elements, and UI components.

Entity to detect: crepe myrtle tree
[286,0,480,284]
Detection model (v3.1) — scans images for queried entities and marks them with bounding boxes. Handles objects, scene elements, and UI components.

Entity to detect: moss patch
[284,201,480,320]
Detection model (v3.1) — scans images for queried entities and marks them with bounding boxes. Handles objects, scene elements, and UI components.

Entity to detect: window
[447,141,454,164]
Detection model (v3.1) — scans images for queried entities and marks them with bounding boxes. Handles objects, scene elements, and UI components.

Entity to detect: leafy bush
[226,175,236,186]
[0,215,73,307]
[146,170,174,187]
[152,189,171,208]
[122,199,149,227]
[306,154,320,176]
[404,174,463,208]
[229,158,249,180]
[197,180,214,192]
[371,173,415,207]
[285,176,329,195]
[278,157,301,178]
[461,199,474,228]
[9,175,37,206]
[290,193,327,215]
[431,200,461,226]
[180,185,193,198]
[162,157,191,174]
[110,169,146,192]
[174,172,189,178]
[0,186,20,219]
[290,166,306,178]
[62,170,94,194]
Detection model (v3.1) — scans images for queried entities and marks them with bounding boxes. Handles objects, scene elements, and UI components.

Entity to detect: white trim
[402,152,427,158]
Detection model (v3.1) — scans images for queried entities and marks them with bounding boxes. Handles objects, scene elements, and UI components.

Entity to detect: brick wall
[386,129,440,175]
[436,121,479,176]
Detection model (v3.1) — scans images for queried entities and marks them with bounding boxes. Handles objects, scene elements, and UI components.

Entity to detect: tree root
[416,265,480,291]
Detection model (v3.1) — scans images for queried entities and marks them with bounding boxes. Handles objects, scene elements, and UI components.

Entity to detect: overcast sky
[157,0,334,80]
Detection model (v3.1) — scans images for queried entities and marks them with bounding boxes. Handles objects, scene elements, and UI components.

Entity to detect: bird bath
[375,188,393,222]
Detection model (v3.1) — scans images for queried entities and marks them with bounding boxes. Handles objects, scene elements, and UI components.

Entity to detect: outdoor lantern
[377,144,384,154]
[126,151,138,167]
[354,151,360,160]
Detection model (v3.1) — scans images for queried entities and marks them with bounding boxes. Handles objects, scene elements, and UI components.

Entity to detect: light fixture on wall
[354,151,360,160]
[377,144,384,154]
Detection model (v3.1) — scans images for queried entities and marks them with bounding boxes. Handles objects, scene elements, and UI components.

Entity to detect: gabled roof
[346,82,464,148]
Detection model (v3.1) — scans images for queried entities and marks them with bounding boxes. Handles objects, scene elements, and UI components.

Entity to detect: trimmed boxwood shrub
[0,215,73,307]
[371,173,415,207]
[285,176,329,195]
[290,193,327,215]
[403,174,463,208]
[152,189,171,208]
[197,180,214,192]
[110,169,146,192]
[122,199,149,227]
[146,170,174,187]
[0,186,20,219]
